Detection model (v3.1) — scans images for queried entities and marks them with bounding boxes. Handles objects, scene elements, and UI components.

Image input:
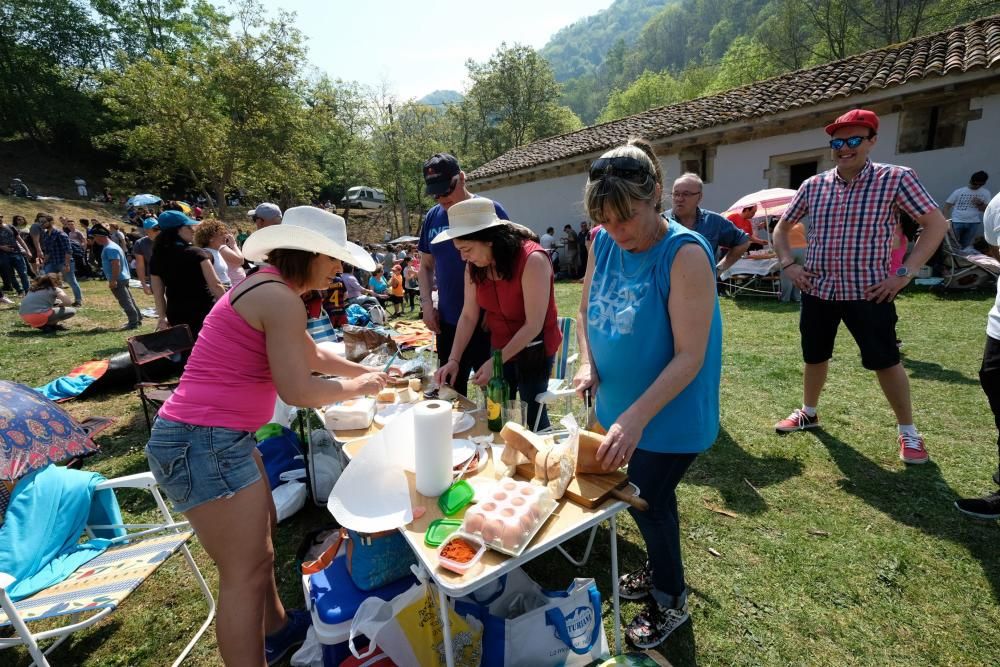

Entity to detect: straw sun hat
[431,197,508,244]
[242,206,375,272]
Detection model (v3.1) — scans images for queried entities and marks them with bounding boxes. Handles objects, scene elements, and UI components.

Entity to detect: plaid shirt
[783,161,938,301]
[42,228,71,268]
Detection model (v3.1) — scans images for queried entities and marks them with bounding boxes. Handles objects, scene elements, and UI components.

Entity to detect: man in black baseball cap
[417,152,509,396]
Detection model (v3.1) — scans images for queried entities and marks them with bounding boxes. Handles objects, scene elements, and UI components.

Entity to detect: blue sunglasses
[829,135,871,150]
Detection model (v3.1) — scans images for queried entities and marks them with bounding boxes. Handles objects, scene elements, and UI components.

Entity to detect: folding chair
[939,226,1000,289]
[0,471,215,666]
[719,256,781,298]
[127,325,194,433]
[533,317,580,433]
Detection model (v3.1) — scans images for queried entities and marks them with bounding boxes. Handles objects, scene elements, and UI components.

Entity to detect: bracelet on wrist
[781,260,794,269]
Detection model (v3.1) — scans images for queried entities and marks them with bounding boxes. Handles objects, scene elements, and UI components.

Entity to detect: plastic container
[460,477,557,556]
[424,518,462,547]
[436,532,486,574]
[322,398,376,431]
[437,479,474,516]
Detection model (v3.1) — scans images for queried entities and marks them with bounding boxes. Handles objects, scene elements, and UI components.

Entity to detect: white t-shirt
[206,247,230,286]
[540,233,555,250]
[946,186,992,224]
[983,193,1000,339]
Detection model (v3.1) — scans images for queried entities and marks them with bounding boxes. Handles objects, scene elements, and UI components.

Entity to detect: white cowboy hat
[242,206,375,271]
[431,197,508,243]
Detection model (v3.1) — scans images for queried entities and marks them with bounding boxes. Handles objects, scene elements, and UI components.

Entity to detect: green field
[2,279,999,666]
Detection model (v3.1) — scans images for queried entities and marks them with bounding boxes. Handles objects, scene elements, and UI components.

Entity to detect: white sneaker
[0,295,14,305]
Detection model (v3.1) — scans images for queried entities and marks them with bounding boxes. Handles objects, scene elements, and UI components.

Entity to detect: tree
[598,70,684,122]
[463,43,579,163]
[704,36,784,94]
[100,0,319,215]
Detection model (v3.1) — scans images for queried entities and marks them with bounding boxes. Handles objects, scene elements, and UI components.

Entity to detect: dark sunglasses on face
[829,135,871,150]
[432,175,459,200]
[589,156,649,182]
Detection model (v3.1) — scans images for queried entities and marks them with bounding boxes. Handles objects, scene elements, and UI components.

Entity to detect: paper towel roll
[414,399,453,497]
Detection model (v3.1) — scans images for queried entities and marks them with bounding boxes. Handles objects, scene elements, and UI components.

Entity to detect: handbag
[455,568,607,666]
[349,569,483,666]
[302,527,416,591]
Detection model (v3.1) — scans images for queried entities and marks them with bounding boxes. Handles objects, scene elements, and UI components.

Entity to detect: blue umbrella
[127,193,161,206]
[0,381,99,481]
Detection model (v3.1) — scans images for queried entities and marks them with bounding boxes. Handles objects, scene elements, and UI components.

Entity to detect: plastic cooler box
[304,553,417,666]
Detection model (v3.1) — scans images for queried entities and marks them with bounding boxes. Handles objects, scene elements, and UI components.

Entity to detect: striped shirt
[782,161,937,301]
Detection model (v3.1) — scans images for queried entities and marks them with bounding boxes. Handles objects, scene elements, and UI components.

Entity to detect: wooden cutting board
[514,463,646,510]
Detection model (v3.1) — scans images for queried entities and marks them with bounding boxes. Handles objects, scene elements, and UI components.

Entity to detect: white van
[341,186,387,209]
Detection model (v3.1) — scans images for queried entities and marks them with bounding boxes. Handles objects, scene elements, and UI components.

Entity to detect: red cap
[825,109,879,136]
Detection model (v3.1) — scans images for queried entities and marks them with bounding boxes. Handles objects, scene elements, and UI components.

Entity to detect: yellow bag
[349,573,483,666]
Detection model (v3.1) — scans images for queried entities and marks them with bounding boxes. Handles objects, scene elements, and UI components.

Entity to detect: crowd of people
[3,106,999,664]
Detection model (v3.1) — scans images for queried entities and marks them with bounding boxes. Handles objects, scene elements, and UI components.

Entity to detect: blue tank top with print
[587,222,722,453]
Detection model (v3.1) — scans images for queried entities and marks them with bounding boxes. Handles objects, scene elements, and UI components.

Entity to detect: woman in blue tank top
[574,139,722,649]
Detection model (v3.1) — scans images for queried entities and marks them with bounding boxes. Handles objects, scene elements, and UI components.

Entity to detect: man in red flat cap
[771,108,948,465]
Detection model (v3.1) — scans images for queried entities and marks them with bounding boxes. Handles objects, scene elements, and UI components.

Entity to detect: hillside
[0,139,112,201]
[417,90,463,106]
[539,0,674,81]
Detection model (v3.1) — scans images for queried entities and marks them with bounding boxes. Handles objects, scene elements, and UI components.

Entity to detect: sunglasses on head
[432,175,459,200]
[829,135,872,150]
[589,157,649,182]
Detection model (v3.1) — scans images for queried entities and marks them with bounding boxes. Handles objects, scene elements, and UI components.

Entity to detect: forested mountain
[544,0,999,124]
[418,90,464,106]
[538,0,675,81]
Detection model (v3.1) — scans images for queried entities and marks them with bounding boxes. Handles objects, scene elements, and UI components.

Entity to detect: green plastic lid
[437,480,475,516]
[424,519,462,547]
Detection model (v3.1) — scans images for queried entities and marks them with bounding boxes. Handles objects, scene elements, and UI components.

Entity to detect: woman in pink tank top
[431,197,562,430]
[145,207,387,666]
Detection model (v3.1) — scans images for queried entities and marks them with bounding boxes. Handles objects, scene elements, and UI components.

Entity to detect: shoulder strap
[229,279,286,306]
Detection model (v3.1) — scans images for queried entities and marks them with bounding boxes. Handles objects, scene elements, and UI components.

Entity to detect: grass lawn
[2,278,999,666]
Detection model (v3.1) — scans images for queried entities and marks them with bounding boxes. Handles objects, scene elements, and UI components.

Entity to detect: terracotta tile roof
[468,14,1000,181]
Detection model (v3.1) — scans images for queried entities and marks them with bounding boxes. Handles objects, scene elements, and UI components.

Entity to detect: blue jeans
[626,449,698,609]
[8,254,29,293]
[953,222,982,249]
[501,352,555,431]
[44,259,82,304]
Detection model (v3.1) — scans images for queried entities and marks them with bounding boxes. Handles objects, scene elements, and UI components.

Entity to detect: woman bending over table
[574,138,722,648]
[432,197,561,430]
[144,207,388,666]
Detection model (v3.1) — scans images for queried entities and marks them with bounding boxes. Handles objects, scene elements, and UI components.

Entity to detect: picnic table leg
[610,514,622,655]
[439,585,456,667]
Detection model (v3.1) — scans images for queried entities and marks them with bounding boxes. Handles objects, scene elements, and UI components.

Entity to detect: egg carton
[460,477,558,557]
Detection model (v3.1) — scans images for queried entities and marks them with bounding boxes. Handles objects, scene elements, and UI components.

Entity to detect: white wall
[477,92,1000,226]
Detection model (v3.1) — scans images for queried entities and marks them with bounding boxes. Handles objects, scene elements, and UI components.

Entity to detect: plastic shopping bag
[455,568,607,666]
[349,570,483,667]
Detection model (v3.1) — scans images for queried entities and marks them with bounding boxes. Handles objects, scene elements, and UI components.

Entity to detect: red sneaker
[899,432,929,464]
[774,408,819,433]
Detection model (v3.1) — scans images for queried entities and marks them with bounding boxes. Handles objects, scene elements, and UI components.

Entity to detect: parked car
[341,186,387,209]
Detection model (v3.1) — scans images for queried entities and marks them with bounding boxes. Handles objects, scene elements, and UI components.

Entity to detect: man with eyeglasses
[665,172,750,275]
[417,152,509,396]
[771,108,948,465]
[248,202,282,230]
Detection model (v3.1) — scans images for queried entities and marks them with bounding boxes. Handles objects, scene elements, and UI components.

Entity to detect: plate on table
[452,412,475,434]
[375,405,475,435]
[451,438,477,466]
[453,443,488,479]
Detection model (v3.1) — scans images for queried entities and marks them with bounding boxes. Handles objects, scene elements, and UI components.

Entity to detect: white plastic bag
[290,626,324,667]
[273,481,306,522]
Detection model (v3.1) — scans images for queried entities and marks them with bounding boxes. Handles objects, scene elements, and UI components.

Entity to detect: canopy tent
[387,235,419,244]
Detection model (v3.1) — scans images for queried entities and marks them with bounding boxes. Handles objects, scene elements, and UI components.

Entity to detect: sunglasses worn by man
[829,134,875,150]
[589,156,649,182]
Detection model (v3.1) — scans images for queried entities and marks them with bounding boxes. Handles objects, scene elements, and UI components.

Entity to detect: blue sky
[256,0,614,99]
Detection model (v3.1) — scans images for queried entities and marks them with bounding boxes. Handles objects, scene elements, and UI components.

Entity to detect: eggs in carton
[460,478,557,555]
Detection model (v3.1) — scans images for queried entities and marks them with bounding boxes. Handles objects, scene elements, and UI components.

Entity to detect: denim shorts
[145,416,261,513]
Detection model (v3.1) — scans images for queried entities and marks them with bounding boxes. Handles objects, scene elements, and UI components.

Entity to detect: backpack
[367,303,388,325]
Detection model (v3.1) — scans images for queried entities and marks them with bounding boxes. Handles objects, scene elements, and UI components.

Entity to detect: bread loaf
[576,429,614,474]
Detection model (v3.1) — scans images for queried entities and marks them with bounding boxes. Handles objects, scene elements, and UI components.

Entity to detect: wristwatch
[895,266,912,279]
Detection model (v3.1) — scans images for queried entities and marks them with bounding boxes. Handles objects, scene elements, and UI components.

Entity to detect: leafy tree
[462,43,580,163]
[100,0,319,214]
[598,70,684,122]
[90,0,229,63]
[704,36,783,94]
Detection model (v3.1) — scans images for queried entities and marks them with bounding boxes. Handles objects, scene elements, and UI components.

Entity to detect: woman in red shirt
[433,198,561,430]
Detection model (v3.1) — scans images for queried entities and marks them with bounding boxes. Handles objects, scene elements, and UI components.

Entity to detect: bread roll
[376,388,396,403]
[408,378,422,392]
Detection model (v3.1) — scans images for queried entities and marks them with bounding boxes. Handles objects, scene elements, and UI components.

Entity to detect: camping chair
[532,317,580,433]
[0,471,215,666]
[719,256,781,298]
[939,225,1000,289]
[127,325,194,433]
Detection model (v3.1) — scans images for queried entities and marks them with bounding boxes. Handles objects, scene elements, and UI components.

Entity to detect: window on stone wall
[896,99,977,153]
[679,146,716,183]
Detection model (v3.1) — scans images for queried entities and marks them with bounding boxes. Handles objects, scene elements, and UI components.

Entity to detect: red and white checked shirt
[783,160,938,301]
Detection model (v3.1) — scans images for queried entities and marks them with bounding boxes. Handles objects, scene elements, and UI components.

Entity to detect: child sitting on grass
[19,273,76,333]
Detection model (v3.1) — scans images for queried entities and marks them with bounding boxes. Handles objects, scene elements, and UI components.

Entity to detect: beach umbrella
[726,188,797,216]
[176,201,192,214]
[0,381,100,481]
[127,193,161,207]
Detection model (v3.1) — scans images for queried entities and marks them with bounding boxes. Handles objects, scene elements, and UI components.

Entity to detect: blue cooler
[303,554,417,666]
